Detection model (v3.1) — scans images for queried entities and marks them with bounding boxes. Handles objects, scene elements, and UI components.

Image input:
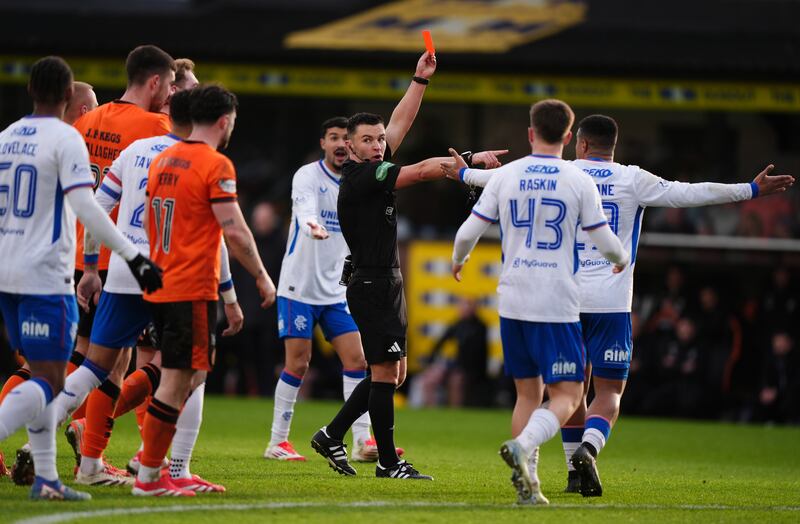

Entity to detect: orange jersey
[144,141,238,303]
[73,101,171,271]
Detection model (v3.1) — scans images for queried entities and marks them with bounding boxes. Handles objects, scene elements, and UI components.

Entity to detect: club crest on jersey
[218,179,236,194]
[12,126,36,136]
[294,315,308,332]
[603,343,630,363]
[319,186,328,194]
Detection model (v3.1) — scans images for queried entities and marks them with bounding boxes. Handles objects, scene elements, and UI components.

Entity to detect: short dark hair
[28,56,73,105]
[174,58,196,87]
[169,88,194,127]
[321,116,348,138]
[126,45,176,86]
[346,112,384,137]
[577,114,618,150]
[189,83,238,124]
[529,99,575,144]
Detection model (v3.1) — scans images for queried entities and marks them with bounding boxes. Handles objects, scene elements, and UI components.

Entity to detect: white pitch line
[13,500,800,524]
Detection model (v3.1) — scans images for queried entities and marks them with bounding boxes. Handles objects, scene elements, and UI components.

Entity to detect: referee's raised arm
[385,51,436,154]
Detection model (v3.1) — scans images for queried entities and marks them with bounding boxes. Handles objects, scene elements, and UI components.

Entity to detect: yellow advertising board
[1,56,798,112]
[285,0,587,53]
[405,241,503,373]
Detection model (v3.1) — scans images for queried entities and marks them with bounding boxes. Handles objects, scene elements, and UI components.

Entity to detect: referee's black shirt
[338,148,403,270]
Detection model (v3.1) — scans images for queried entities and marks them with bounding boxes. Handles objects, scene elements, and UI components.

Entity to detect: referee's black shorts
[74,269,108,339]
[346,270,407,365]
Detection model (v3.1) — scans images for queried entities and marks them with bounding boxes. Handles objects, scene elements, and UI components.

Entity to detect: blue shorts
[580,312,633,381]
[0,293,78,362]
[277,297,358,341]
[90,292,152,349]
[500,317,584,383]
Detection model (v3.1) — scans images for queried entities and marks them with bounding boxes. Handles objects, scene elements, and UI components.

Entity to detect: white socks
[270,371,301,446]
[52,362,106,426]
[0,378,49,440]
[582,428,606,454]
[170,383,205,479]
[527,446,541,485]
[27,400,58,481]
[516,408,560,456]
[343,372,371,445]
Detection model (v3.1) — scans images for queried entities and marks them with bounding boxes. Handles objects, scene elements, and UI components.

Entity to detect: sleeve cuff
[83,254,99,265]
[582,221,608,231]
[218,279,234,292]
[459,167,469,182]
[749,181,759,199]
[471,209,498,224]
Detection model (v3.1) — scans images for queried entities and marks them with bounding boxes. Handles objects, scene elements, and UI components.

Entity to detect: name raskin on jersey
[21,321,50,338]
[519,178,557,191]
[604,348,629,362]
[0,141,38,157]
[157,171,181,186]
[551,360,577,376]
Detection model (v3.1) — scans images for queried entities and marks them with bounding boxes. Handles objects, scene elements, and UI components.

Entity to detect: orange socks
[68,352,88,419]
[0,368,31,405]
[140,398,179,468]
[80,380,120,460]
[114,364,160,419]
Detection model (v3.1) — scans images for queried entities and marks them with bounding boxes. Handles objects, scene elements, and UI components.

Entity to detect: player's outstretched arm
[397,148,509,189]
[451,214,492,281]
[635,164,794,208]
[67,188,162,292]
[585,224,630,274]
[212,201,276,308]
[385,51,436,154]
[440,148,507,187]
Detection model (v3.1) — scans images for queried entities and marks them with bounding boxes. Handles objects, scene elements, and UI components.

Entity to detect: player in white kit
[450,100,629,504]
[0,56,161,501]
[445,112,795,497]
[55,88,236,492]
[561,114,795,496]
[265,117,382,462]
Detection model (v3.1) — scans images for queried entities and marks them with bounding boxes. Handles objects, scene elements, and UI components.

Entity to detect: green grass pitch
[1,397,799,523]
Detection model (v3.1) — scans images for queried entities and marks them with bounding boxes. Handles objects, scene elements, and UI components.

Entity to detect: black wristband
[460,150,473,168]
[412,76,429,85]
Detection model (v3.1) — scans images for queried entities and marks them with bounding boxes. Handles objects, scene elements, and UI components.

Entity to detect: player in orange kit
[133,84,276,496]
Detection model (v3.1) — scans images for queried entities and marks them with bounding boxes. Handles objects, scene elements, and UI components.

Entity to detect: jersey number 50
[0,162,37,218]
[509,197,567,250]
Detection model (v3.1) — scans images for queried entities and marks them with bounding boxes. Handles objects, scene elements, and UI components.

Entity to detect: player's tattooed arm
[212,201,276,308]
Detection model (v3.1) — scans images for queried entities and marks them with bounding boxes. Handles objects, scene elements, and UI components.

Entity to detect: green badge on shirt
[375,161,394,182]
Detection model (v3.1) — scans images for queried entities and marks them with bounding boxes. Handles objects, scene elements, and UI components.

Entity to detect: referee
[310,52,506,480]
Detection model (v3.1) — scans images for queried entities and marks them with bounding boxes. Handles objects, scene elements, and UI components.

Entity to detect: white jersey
[0,116,95,295]
[98,134,180,294]
[471,155,608,323]
[574,158,754,313]
[277,160,349,305]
